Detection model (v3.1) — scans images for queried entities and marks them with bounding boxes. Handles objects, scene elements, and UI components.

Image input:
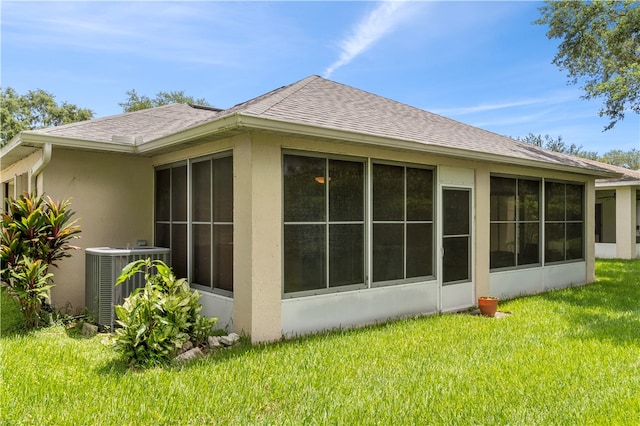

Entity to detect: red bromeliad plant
[0,193,81,328]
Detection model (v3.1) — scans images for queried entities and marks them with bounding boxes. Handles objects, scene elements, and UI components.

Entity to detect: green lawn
[2,259,639,425]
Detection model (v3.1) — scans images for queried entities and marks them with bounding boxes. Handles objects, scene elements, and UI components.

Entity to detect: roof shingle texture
[26,75,617,174]
[30,103,218,144]
[221,76,612,172]
[589,161,640,183]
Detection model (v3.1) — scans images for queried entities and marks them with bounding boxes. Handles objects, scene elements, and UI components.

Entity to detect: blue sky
[2,1,639,154]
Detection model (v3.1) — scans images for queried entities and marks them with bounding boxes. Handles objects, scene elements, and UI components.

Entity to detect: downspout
[28,143,52,194]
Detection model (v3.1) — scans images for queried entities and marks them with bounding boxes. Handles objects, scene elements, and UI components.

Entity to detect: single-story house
[593,164,640,259]
[1,75,620,342]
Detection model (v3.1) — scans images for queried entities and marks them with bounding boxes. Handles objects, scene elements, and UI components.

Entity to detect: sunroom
[1,75,619,343]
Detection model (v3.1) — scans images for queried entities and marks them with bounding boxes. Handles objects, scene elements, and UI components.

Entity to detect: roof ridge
[249,75,320,115]
[223,75,321,116]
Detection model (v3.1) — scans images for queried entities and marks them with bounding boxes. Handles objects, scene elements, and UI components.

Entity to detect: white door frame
[438,171,475,312]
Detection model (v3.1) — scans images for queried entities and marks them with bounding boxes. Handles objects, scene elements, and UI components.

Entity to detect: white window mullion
[325,158,330,289]
[403,166,407,280]
[186,159,192,284]
[168,168,173,252]
[210,158,214,289]
[515,179,519,266]
[541,178,546,266]
[366,158,372,288]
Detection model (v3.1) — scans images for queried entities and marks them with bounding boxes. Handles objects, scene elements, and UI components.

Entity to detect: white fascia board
[135,115,242,154]
[596,180,640,188]
[0,134,28,157]
[234,115,620,179]
[19,132,135,154]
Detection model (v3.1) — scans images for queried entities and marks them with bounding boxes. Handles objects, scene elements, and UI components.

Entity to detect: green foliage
[118,89,211,112]
[599,148,640,170]
[113,258,218,367]
[0,87,94,145]
[518,133,640,170]
[536,0,640,130]
[518,133,600,159]
[0,193,81,328]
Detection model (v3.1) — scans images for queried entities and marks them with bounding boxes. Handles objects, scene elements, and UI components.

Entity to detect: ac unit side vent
[85,247,171,330]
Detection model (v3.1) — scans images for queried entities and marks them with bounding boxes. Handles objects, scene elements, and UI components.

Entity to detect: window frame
[282,151,367,298]
[489,174,541,271]
[154,150,234,296]
[281,151,436,299]
[544,179,585,264]
[370,160,436,287]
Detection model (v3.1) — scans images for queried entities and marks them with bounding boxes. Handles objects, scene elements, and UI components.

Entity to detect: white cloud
[432,90,583,116]
[323,0,409,78]
[433,99,546,116]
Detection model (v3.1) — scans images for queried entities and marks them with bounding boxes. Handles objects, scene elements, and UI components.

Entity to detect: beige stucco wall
[41,148,154,310]
[474,165,491,298]
[585,180,596,282]
[616,186,637,259]
[235,133,283,342]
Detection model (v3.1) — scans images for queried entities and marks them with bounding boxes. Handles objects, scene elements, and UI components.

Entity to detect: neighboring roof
[590,160,640,186]
[1,75,620,178]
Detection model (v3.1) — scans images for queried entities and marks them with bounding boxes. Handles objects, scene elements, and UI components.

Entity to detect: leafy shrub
[113,258,218,367]
[0,193,80,328]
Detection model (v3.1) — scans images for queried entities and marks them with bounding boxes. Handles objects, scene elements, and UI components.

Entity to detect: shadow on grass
[540,259,640,345]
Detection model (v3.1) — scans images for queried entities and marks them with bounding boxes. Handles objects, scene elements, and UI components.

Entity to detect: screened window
[490,176,540,269]
[372,163,434,284]
[544,181,584,263]
[155,153,233,294]
[283,154,365,294]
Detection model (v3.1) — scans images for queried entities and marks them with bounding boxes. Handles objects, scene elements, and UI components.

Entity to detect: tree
[519,133,640,170]
[0,87,94,145]
[518,133,599,160]
[536,1,640,130]
[599,148,640,170]
[119,89,211,112]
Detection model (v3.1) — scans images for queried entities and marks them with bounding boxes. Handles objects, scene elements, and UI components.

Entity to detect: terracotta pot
[478,297,498,317]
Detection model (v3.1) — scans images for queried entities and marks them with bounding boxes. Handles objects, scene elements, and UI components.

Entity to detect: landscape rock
[82,322,98,338]
[220,333,240,346]
[207,335,221,348]
[180,340,194,353]
[175,347,202,362]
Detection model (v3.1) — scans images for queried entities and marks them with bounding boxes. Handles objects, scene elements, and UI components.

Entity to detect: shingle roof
[9,75,620,176]
[221,76,613,173]
[589,161,640,184]
[27,103,219,144]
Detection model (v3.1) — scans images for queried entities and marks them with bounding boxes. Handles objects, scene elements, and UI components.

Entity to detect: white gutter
[233,115,623,179]
[596,180,640,188]
[6,113,622,181]
[28,143,52,193]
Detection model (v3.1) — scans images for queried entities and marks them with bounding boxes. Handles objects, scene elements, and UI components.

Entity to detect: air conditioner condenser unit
[85,247,171,330]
